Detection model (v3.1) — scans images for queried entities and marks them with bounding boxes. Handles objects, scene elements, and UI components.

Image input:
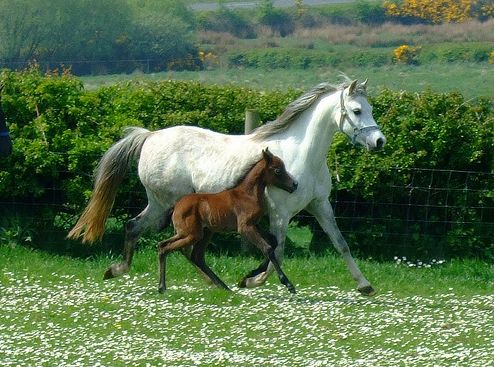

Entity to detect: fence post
[244,108,260,134]
[241,109,261,253]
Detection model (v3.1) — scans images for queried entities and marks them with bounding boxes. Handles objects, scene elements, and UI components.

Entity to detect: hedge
[226,42,494,70]
[1,68,493,259]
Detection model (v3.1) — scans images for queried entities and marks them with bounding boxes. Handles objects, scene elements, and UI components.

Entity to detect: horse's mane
[250,76,366,141]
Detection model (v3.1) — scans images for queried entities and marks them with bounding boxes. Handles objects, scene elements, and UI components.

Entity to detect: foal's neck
[237,160,267,201]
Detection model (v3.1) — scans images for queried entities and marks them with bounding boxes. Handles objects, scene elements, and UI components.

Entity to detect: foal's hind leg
[179,247,214,285]
[104,203,169,280]
[158,234,198,293]
[191,230,231,291]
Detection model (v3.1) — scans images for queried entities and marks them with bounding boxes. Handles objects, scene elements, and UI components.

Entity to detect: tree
[257,0,295,36]
[128,0,198,70]
[0,0,50,61]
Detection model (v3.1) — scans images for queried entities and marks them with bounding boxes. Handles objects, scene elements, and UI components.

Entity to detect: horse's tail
[68,127,152,243]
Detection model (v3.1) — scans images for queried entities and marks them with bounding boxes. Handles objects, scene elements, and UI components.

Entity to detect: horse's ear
[262,148,273,163]
[348,80,358,95]
[361,79,368,91]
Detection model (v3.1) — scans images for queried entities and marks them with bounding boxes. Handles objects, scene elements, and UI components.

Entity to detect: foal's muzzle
[286,180,298,193]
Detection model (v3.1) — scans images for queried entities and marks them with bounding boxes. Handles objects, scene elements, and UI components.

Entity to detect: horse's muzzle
[365,130,386,151]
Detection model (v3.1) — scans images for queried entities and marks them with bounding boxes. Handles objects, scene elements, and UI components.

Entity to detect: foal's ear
[262,148,273,163]
[348,79,358,95]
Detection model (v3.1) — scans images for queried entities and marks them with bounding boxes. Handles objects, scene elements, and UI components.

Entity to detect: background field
[81,62,494,98]
[1,245,493,367]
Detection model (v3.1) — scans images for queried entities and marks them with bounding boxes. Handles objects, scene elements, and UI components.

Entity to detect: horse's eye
[353,109,361,115]
[274,168,282,175]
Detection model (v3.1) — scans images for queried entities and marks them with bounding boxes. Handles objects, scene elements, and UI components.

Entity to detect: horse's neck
[236,161,266,202]
[282,92,339,163]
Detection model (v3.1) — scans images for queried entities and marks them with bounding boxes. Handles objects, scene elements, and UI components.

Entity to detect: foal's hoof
[238,278,248,288]
[103,268,115,280]
[158,287,166,294]
[287,285,297,294]
[358,285,376,296]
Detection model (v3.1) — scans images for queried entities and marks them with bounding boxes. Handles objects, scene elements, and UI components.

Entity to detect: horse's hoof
[103,268,115,280]
[237,278,247,288]
[358,285,376,296]
[158,287,166,294]
[288,286,296,294]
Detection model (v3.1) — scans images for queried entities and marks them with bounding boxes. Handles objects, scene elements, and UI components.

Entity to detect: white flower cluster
[1,271,493,366]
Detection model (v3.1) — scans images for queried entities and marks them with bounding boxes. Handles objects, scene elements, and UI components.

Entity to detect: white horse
[68,78,386,295]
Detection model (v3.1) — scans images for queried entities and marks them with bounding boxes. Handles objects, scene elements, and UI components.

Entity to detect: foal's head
[262,148,298,193]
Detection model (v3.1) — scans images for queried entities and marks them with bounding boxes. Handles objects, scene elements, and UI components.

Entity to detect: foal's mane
[250,77,366,141]
[231,157,264,188]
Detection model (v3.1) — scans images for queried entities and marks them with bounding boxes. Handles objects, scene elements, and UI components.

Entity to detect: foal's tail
[68,127,152,243]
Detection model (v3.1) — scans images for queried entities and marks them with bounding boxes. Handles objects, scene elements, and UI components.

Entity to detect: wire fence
[325,167,494,259]
[1,166,493,259]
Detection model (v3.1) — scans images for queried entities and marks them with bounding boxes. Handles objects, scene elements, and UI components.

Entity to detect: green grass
[1,244,493,366]
[80,62,494,99]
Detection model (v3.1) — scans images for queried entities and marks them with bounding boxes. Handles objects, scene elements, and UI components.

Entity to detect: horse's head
[338,79,386,151]
[262,148,298,193]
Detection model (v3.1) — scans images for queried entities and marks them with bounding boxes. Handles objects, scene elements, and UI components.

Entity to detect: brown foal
[158,148,298,293]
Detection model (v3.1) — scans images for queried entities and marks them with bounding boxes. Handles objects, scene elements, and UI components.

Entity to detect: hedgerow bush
[227,47,392,69]
[1,68,493,259]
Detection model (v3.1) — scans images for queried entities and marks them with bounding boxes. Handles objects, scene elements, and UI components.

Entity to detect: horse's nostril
[376,137,385,149]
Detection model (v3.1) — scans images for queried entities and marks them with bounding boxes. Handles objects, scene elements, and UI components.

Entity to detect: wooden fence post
[244,108,260,134]
[241,109,261,253]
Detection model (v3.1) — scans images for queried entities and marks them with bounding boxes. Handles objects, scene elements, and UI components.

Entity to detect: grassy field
[80,62,494,99]
[1,244,493,366]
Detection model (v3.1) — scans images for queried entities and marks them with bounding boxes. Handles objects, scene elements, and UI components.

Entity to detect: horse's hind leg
[104,203,168,280]
[191,230,231,291]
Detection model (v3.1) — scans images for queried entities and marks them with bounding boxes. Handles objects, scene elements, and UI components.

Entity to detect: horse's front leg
[306,198,375,296]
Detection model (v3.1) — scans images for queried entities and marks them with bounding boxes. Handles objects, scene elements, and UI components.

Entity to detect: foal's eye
[274,168,282,175]
[353,109,361,115]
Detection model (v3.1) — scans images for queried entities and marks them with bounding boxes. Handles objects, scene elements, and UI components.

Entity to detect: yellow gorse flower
[384,0,479,23]
[488,50,494,64]
[393,44,421,64]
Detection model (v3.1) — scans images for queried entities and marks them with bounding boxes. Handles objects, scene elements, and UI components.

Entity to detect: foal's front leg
[241,225,296,294]
[238,229,276,287]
